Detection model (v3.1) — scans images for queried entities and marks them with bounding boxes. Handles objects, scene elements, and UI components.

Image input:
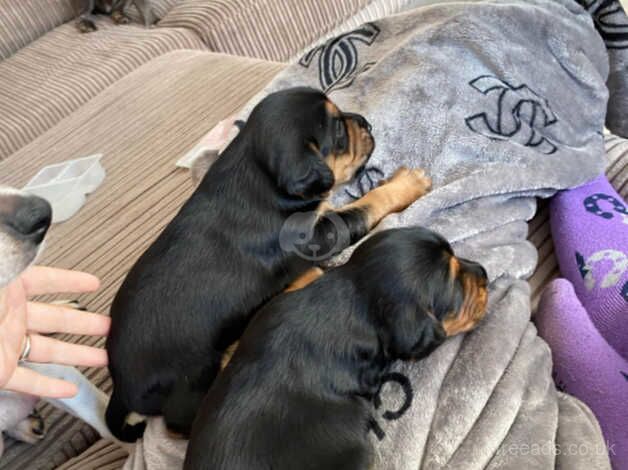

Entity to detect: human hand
[0,266,110,398]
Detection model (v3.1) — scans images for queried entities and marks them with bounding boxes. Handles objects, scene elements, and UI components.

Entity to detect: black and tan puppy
[184,227,489,470]
[105,87,432,441]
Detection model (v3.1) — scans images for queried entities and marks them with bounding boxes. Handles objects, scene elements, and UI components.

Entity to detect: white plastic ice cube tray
[23,154,105,223]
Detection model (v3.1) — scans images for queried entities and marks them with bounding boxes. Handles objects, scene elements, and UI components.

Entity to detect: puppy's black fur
[105,88,406,441]
[184,227,489,470]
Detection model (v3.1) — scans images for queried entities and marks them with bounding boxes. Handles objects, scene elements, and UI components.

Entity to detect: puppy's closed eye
[334,120,348,152]
[384,303,446,360]
[278,144,335,198]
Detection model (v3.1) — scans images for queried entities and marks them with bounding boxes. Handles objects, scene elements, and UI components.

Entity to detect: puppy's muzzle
[443,257,489,337]
[0,194,52,244]
[343,112,375,160]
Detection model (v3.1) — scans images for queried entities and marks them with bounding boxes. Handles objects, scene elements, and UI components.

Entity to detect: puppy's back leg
[162,369,216,438]
[105,388,146,442]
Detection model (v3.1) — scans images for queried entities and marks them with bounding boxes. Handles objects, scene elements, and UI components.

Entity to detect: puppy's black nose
[471,263,488,282]
[1,194,52,243]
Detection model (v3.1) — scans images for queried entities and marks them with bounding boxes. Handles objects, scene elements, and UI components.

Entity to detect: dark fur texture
[105,88,401,441]
[184,227,489,470]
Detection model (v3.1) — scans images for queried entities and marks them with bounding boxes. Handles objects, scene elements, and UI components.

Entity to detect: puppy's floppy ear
[278,146,335,199]
[385,303,447,360]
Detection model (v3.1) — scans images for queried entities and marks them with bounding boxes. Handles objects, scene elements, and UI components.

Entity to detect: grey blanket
[126,0,625,468]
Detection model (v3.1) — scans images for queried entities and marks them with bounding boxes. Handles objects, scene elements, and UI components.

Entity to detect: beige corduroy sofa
[0,0,626,469]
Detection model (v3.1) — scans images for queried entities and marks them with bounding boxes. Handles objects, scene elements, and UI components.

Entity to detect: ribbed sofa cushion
[158,0,372,62]
[0,18,205,161]
[0,0,75,61]
[0,49,284,470]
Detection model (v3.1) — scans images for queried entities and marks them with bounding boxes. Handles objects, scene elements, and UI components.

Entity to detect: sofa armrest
[0,0,75,60]
[158,0,372,62]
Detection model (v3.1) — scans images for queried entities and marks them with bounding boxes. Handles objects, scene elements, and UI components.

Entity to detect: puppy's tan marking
[339,167,432,229]
[220,341,239,370]
[326,119,374,185]
[442,274,488,336]
[285,267,324,292]
[220,267,325,370]
[325,100,340,117]
[449,256,460,278]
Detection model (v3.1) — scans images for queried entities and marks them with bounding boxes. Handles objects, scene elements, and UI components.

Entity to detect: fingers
[21,266,100,296]
[4,366,78,398]
[27,334,108,368]
[26,302,110,336]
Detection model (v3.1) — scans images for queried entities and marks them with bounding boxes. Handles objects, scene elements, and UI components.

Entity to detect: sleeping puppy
[184,227,489,470]
[74,0,155,33]
[105,87,432,441]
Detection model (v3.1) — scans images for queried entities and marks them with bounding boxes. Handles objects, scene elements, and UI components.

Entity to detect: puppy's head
[350,227,488,360]
[0,186,52,287]
[247,87,374,199]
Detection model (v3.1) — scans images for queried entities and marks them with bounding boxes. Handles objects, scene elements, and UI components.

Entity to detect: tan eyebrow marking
[325,100,340,117]
[449,256,460,279]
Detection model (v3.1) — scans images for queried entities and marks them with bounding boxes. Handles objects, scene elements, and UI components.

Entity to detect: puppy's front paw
[381,167,432,212]
[77,18,98,33]
[6,411,46,444]
[386,167,432,192]
[112,11,130,25]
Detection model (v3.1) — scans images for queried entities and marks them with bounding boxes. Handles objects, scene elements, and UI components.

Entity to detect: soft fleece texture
[535,279,628,470]
[126,0,622,468]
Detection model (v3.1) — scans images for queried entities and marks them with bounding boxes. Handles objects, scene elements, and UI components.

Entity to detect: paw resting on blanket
[379,167,432,211]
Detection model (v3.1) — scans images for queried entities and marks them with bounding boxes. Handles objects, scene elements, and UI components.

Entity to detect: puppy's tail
[105,390,146,443]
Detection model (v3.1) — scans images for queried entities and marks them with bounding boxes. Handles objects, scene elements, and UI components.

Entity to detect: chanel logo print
[465,75,559,154]
[369,372,413,440]
[345,166,385,200]
[299,23,380,92]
